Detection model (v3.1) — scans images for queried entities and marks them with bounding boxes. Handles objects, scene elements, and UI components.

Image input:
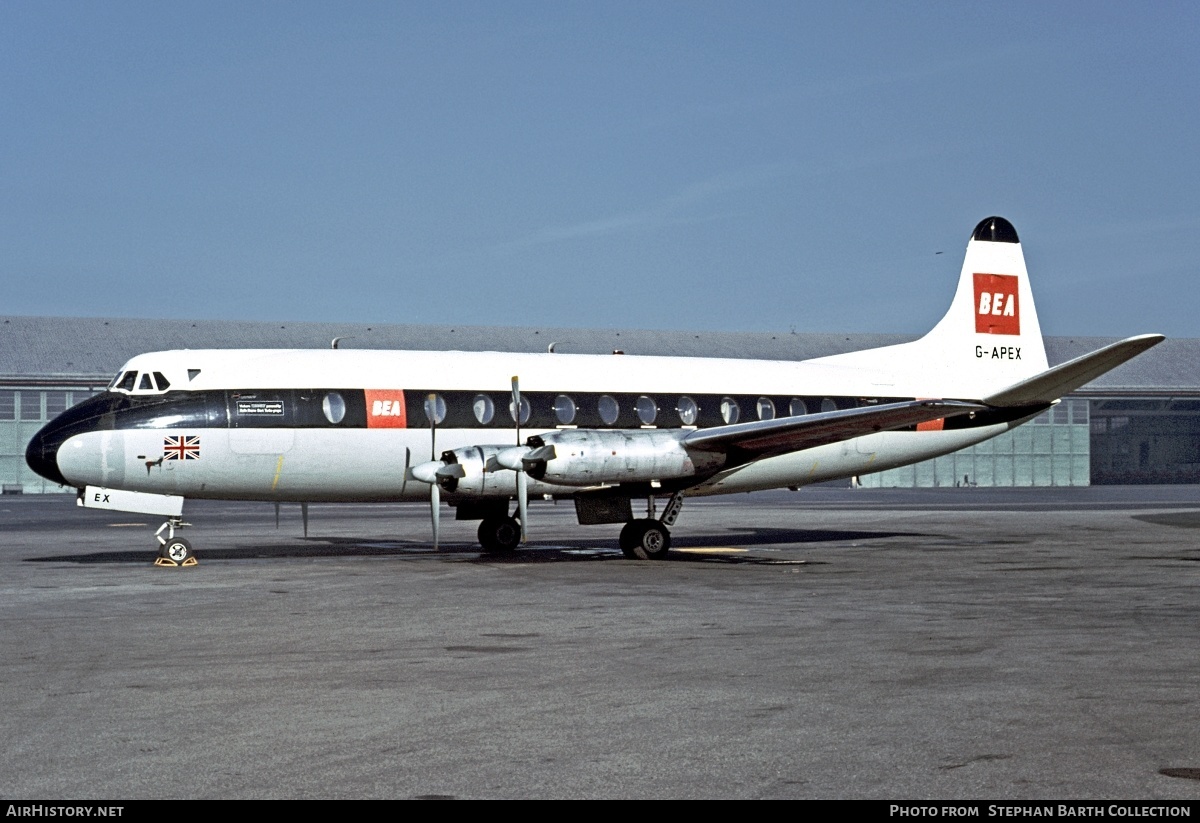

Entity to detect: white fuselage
[48,347,1015,504]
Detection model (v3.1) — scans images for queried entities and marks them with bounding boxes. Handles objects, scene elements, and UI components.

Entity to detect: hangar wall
[859,399,1092,488]
[860,395,1200,488]
[0,385,103,494]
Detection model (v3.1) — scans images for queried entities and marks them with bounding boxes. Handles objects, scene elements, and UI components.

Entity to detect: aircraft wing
[680,399,986,463]
[983,334,1165,407]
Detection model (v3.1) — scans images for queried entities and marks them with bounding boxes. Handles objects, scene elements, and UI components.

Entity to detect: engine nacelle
[529,429,723,486]
[433,444,569,498]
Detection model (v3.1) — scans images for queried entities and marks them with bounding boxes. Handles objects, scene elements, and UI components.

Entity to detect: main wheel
[619,519,671,560]
[618,521,640,558]
[478,516,521,554]
[160,536,193,564]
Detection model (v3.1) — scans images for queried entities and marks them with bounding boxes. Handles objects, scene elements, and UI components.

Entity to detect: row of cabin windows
[415,392,840,428]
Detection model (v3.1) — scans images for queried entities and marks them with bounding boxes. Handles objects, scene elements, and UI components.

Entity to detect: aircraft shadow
[24,526,929,565]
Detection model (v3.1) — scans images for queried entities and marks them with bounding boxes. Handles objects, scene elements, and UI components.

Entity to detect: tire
[160,537,193,564]
[478,516,520,554]
[618,521,640,558]
[620,519,671,560]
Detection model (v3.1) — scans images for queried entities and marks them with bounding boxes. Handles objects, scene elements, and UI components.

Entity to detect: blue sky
[2,1,1197,338]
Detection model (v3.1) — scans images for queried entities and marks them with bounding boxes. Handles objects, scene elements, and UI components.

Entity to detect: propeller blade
[401,446,411,496]
[516,470,528,543]
[430,479,440,550]
[427,393,438,459]
[427,393,442,549]
[510,376,521,445]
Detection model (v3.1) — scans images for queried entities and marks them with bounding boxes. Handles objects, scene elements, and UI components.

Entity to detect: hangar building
[2,315,1197,493]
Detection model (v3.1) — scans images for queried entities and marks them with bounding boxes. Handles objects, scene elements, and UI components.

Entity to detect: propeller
[410,394,466,549]
[511,376,527,543]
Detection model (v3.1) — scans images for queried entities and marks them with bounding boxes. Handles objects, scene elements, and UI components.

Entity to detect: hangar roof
[0,315,1195,394]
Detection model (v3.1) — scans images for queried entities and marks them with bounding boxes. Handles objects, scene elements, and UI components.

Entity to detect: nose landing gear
[154,517,197,567]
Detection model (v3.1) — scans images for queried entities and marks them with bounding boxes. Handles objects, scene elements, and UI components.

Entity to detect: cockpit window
[138,373,153,391]
[153,372,171,391]
[116,372,137,392]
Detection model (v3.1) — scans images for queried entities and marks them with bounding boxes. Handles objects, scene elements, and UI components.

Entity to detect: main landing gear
[154,517,197,567]
[477,515,522,554]
[618,492,685,560]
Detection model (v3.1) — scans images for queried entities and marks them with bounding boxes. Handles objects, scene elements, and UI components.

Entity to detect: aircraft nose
[26,424,69,487]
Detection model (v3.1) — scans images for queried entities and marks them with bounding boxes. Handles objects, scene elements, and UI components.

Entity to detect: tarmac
[2,486,1198,799]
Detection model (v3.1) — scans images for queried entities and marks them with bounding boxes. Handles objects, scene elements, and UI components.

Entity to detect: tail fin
[815,216,1050,399]
[917,216,1048,392]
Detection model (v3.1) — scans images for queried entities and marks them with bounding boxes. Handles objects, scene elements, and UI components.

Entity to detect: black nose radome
[25,391,124,489]
[26,426,68,487]
[972,216,1019,244]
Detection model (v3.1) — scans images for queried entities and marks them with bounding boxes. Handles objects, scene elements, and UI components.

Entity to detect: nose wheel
[154,517,198,566]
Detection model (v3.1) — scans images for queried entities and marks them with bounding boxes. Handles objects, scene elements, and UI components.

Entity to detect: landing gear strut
[618,492,684,560]
[154,517,197,566]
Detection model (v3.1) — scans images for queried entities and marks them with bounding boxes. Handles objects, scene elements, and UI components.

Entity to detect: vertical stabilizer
[813,217,1049,399]
[917,216,1048,391]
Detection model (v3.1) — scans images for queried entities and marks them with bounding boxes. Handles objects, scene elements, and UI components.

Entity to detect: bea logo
[364,389,407,428]
[973,273,1020,335]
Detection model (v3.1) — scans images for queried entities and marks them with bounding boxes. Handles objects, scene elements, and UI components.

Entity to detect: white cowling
[527,429,723,487]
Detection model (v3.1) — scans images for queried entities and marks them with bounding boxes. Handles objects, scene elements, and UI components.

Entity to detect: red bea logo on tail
[973,273,1020,335]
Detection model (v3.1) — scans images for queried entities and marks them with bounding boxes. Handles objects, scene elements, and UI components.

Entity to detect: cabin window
[509,395,531,425]
[473,394,495,424]
[553,395,576,425]
[820,398,837,413]
[676,396,698,425]
[322,392,347,424]
[789,398,808,416]
[598,395,620,425]
[757,397,775,420]
[424,394,447,425]
[635,396,657,426]
[720,397,740,424]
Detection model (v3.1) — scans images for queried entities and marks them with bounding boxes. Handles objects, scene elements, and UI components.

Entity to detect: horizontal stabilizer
[682,399,986,463]
[983,334,1165,407]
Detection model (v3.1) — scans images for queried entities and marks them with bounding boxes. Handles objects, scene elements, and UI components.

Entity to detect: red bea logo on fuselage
[365,389,407,428]
[973,273,1020,335]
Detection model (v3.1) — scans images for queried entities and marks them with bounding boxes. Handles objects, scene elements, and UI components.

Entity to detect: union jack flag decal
[163,435,201,461]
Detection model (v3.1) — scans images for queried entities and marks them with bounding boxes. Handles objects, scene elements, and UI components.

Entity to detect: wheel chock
[153,556,199,567]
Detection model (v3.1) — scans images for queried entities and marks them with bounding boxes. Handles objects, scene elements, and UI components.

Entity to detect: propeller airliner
[26,217,1163,562]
